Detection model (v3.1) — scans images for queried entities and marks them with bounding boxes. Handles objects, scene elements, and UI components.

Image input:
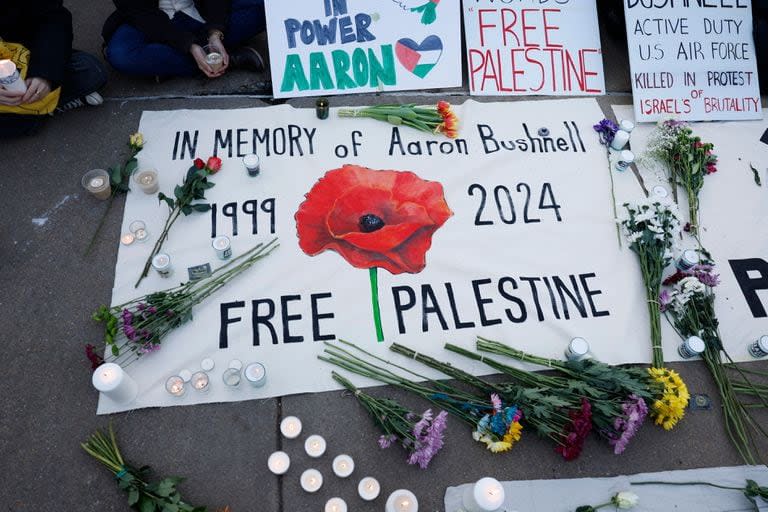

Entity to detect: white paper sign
[624,0,762,122]
[462,0,605,96]
[264,0,462,98]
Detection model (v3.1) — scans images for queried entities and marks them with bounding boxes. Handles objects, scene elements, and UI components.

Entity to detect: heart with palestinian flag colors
[395,35,443,78]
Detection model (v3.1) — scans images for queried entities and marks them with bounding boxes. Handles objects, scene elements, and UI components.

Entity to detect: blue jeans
[0,50,108,138]
[106,0,266,78]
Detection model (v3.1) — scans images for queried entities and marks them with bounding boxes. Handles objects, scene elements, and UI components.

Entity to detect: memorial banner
[264,0,462,98]
[99,99,765,414]
[623,0,761,122]
[463,0,605,96]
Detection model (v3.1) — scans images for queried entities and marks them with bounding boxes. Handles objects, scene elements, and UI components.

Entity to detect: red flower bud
[206,156,222,173]
[193,158,205,169]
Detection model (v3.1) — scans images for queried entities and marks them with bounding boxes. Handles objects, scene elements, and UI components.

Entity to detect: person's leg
[105,23,199,78]
[59,51,109,104]
[0,115,45,138]
[226,0,266,47]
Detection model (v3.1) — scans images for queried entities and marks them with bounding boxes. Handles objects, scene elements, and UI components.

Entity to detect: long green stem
[369,267,384,342]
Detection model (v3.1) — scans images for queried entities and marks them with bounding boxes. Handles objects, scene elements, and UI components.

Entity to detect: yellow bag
[0,40,61,115]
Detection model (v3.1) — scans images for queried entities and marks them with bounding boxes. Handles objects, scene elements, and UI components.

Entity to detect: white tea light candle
[332,454,354,478]
[244,362,266,387]
[280,416,302,439]
[357,477,381,501]
[120,233,135,246]
[134,169,159,194]
[304,435,326,458]
[212,236,232,260]
[652,185,670,199]
[300,469,323,493]
[165,375,185,397]
[385,489,418,512]
[92,363,138,404]
[462,477,506,512]
[267,451,290,475]
[191,371,210,393]
[324,497,347,512]
[201,358,215,372]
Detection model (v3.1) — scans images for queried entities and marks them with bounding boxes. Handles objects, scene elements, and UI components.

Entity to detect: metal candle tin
[615,150,635,172]
[212,235,232,260]
[565,337,590,360]
[748,335,768,358]
[678,335,705,359]
[152,253,173,277]
[676,250,700,271]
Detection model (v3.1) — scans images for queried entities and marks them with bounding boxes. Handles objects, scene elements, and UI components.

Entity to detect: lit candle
[357,477,381,501]
[304,435,327,458]
[165,375,185,397]
[300,469,323,493]
[82,169,111,200]
[134,169,159,194]
[267,451,290,475]
[462,478,506,512]
[332,454,354,478]
[280,416,302,439]
[92,363,138,404]
[191,371,210,393]
[222,367,241,387]
[243,153,261,177]
[324,497,347,512]
[244,362,267,387]
[151,253,173,278]
[120,233,135,246]
[385,489,418,512]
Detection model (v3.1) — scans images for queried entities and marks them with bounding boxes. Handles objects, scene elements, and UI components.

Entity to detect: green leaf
[174,185,184,201]
[111,166,123,186]
[181,205,192,216]
[190,203,211,213]
[155,478,180,498]
[139,496,157,512]
[128,489,140,506]
[163,504,179,512]
[111,345,120,357]
[200,181,215,190]
[125,159,138,176]
[186,166,198,182]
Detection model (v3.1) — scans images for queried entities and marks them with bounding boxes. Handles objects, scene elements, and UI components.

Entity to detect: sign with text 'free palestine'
[264,0,462,98]
[463,0,605,96]
[624,0,761,122]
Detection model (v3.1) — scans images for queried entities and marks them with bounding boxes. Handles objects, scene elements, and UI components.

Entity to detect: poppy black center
[359,213,385,233]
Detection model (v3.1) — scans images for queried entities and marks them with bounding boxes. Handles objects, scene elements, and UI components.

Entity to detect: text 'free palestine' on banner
[463,0,605,96]
[264,0,462,98]
[624,0,762,122]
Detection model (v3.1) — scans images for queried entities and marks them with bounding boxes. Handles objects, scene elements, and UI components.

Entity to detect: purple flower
[378,434,396,449]
[407,409,448,469]
[138,342,161,355]
[593,119,619,145]
[137,303,146,311]
[147,306,158,315]
[490,393,503,413]
[692,265,720,287]
[165,309,176,318]
[121,309,133,325]
[124,325,137,340]
[659,290,673,312]
[609,395,648,454]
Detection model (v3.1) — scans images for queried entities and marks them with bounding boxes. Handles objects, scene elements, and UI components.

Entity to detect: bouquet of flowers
[135,157,222,288]
[647,120,718,235]
[470,338,651,454]
[332,372,447,469]
[338,102,459,138]
[87,239,278,369]
[319,340,523,454]
[389,343,592,460]
[82,424,207,512]
[620,200,681,368]
[660,262,768,464]
[85,132,145,255]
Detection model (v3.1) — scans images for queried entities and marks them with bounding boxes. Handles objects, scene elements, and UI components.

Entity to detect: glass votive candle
[324,497,347,512]
[222,367,241,387]
[152,253,173,278]
[82,169,111,200]
[304,435,326,458]
[243,153,260,177]
[134,169,159,194]
[134,228,149,243]
[358,477,381,501]
[191,371,210,393]
[129,220,146,233]
[203,46,224,72]
[316,97,330,119]
[332,454,354,478]
[267,451,290,475]
[120,233,135,246]
[300,469,323,493]
[165,375,186,397]
[244,362,266,387]
[280,416,302,439]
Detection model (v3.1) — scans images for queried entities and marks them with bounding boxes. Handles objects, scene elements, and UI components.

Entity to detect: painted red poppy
[295,164,452,275]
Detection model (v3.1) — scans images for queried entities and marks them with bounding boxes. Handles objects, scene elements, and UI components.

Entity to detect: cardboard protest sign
[624,0,762,122]
[264,0,462,98]
[463,0,605,96]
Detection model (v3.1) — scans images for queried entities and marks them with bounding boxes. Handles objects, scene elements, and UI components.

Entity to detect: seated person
[0,0,108,138]
[102,0,267,79]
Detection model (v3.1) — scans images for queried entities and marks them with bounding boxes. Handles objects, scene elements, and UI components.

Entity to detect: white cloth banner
[99,99,762,414]
[613,105,768,356]
[444,465,768,511]
[463,0,605,96]
[264,0,462,98]
[623,0,761,122]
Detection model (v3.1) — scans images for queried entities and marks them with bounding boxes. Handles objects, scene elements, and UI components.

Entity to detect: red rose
[295,164,453,275]
[206,156,222,173]
[193,158,205,169]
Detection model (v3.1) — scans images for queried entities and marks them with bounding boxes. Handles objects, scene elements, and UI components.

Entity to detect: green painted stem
[369,267,384,342]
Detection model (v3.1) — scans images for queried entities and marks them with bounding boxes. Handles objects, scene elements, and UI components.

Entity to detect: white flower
[613,491,639,509]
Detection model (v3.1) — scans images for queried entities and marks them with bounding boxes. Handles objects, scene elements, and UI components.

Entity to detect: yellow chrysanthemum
[503,421,523,445]
[648,367,689,430]
[487,441,513,453]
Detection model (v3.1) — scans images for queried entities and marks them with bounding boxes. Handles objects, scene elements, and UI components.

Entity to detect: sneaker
[230,46,266,73]
[56,91,103,112]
